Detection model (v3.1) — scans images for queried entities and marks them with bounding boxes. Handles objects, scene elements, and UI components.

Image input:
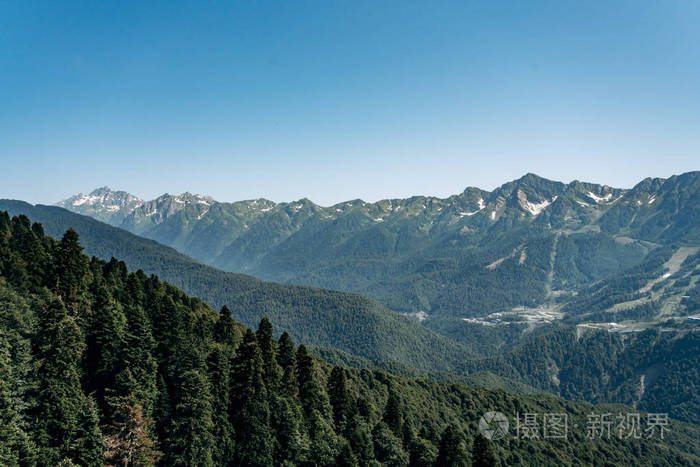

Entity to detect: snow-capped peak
[56,187,144,221]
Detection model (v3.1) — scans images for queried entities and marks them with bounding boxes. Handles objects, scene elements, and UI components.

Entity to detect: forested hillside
[459,326,700,424]
[0,201,471,371]
[5,201,700,425]
[2,211,699,466]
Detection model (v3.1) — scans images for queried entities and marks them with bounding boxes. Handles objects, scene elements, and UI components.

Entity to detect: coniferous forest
[2,212,700,466]
[4,0,700,464]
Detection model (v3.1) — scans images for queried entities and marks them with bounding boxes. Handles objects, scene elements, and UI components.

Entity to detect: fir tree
[373,422,409,466]
[270,394,309,465]
[8,215,48,291]
[73,396,104,467]
[206,343,236,466]
[471,433,497,467]
[52,229,89,308]
[33,295,102,465]
[0,336,32,466]
[214,305,238,348]
[277,332,298,397]
[230,330,274,466]
[256,317,281,388]
[165,344,216,467]
[120,302,157,416]
[383,388,403,437]
[295,345,338,464]
[87,295,126,417]
[435,426,468,467]
[328,366,352,434]
[335,437,359,467]
[346,414,375,465]
[0,284,37,465]
[408,436,438,467]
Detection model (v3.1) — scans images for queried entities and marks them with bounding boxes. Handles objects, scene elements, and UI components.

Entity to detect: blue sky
[1,1,699,205]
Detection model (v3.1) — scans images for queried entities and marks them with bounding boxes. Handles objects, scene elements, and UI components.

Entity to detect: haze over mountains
[57,172,700,325]
[4,171,700,426]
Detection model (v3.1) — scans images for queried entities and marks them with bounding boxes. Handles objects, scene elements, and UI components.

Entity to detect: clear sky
[1,1,699,205]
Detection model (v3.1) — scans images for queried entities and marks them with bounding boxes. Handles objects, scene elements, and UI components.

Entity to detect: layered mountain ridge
[56,172,700,323]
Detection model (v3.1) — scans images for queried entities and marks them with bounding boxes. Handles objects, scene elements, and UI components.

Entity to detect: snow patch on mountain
[587,191,613,203]
[459,198,486,217]
[522,196,557,216]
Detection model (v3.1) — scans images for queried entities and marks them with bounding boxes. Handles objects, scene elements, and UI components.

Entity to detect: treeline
[1,212,480,465]
[0,201,472,372]
[3,212,700,465]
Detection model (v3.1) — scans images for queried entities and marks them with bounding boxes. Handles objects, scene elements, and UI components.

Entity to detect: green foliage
[0,201,473,371]
[460,326,700,424]
[435,425,469,467]
[471,434,497,467]
[1,211,700,465]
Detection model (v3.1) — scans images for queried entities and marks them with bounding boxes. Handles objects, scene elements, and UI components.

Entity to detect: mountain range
[3,209,698,465]
[3,196,699,426]
[57,173,700,327]
[5,171,700,425]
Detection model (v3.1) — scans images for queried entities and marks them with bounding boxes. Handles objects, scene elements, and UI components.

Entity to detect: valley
[56,173,700,338]
[6,172,700,427]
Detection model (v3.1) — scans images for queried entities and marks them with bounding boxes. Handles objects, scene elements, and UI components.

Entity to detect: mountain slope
[0,200,472,370]
[459,326,700,424]
[3,214,698,465]
[56,172,700,322]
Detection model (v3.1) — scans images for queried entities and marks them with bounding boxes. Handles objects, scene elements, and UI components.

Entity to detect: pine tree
[435,426,468,467]
[471,433,497,467]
